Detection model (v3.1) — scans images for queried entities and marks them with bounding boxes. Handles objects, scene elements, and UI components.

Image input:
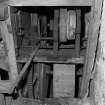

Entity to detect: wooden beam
[17,56,84,64]
[75,10,81,57]
[53,9,59,56]
[80,0,103,97]
[93,0,105,104]
[0,7,18,81]
[8,0,92,6]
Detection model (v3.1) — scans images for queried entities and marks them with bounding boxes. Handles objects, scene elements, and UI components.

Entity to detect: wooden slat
[8,0,92,6]
[53,9,59,55]
[39,63,49,98]
[17,56,84,64]
[59,9,67,42]
[75,10,81,57]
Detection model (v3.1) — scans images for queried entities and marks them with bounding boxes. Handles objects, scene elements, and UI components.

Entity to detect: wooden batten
[0,7,18,81]
[8,0,92,6]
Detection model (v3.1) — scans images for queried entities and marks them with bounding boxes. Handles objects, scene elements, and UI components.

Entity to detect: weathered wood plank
[8,0,92,6]
[94,0,105,105]
[53,9,59,55]
[53,64,75,97]
[80,0,103,97]
[75,10,81,57]
[39,63,49,98]
[0,7,18,81]
[17,57,84,64]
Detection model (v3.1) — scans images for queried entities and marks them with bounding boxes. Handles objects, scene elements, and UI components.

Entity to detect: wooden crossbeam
[8,0,92,6]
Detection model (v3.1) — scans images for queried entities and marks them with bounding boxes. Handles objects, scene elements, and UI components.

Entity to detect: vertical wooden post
[75,10,81,57]
[27,64,34,98]
[80,0,103,98]
[53,9,59,56]
[39,63,49,98]
[0,6,18,81]
[94,0,105,105]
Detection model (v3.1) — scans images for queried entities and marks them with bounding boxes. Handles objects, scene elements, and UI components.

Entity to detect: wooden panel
[53,9,59,55]
[53,64,75,97]
[39,63,49,98]
[59,9,67,42]
[8,0,92,6]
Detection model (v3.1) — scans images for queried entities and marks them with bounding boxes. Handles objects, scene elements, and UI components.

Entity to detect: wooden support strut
[53,9,59,56]
[75,10,81,57]
[80,0,103,98]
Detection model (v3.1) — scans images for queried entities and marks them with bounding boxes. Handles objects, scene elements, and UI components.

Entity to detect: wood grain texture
[53,64,75,97]
[0,7,18,81]
[94,0,105,105]
[8,0,92,6]
[80,0,103,97]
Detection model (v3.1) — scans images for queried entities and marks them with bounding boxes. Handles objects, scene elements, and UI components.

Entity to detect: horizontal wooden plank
[8,0,92,6]
[17,56,84,64]
[13,97,82,105]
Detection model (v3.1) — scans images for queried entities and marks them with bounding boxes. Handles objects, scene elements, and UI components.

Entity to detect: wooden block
[53,64,75,97]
